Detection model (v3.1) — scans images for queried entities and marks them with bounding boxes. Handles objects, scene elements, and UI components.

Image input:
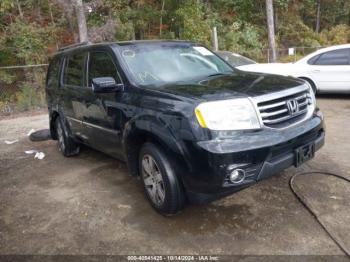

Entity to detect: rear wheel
[139,143,185,215]
[55,117,80,157]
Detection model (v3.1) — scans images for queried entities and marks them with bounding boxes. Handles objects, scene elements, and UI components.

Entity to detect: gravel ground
[0,95,349,256]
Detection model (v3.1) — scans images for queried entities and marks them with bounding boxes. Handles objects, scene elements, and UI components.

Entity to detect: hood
[237,63,294,76]
[151,71,305,101]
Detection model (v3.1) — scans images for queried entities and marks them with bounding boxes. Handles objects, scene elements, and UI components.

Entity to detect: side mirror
[92,77,123,93]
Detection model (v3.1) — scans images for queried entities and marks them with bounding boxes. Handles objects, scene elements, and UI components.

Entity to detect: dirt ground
[0,95,349,256]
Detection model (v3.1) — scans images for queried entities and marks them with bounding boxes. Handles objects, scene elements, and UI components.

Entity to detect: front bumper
[182,111,325,203]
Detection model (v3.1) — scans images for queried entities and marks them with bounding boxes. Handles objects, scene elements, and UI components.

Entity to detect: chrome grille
[257,90,312,128]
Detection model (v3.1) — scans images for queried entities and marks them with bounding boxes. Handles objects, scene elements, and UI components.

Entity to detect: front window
[118,43,234,86]
[88,52,121,86]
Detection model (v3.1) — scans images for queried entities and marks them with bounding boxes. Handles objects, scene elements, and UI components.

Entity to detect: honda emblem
[286,99,299,115]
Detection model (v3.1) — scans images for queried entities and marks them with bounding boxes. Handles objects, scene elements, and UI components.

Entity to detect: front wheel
[139,143,185,215]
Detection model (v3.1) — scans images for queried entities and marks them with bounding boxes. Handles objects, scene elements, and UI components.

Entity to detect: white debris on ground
[25,149,45,160]
[4,139,19,145]
[2,125,47,160]
[34,152,45,159]
[118,204,132,209]
[27,129,35,136]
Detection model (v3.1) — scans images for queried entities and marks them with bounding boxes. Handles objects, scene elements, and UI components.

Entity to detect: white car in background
[237,44,350,94]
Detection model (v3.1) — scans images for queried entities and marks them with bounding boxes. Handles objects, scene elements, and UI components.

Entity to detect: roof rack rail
[58,41,91,51]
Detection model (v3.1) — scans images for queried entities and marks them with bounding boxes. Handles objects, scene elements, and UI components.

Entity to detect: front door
[82,50,125,157]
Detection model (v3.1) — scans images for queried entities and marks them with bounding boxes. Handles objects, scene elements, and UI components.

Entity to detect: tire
[55,117,80,157]
[139,143,185,215]
[29,129,52,142]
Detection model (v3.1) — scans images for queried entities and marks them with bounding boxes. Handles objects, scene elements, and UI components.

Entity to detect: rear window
[47,57,61,87]
[64,53,85,86]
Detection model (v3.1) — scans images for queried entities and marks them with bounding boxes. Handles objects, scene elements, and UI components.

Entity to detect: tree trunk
[315,0,321,33]
[266,0,277,62]
[49,3,55,26]
[73,0,88,42]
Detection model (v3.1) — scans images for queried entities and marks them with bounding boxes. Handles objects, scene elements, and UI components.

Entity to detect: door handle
[312,70,321,73]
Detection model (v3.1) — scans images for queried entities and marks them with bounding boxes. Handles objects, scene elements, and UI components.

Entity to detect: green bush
[219,21,264,61]
[15,82,45,111]
[319,24,350,46]
[175,1,211,46]
[278,16,321,48]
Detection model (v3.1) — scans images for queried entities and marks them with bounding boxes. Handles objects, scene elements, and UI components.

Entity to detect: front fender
[122,113,193,173]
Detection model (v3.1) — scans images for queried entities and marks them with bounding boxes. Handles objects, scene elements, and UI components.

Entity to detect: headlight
[195,98,261,131]
[307,83,316,106]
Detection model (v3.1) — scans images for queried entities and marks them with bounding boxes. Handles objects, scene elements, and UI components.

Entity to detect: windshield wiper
[206,72,232,78]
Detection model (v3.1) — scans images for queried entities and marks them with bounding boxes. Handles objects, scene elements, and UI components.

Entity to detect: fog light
[229,169,246,184]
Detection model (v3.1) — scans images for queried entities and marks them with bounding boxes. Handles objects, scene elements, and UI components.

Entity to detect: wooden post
[160,0,165,36]
[212,27,218,51]
[315,0,321,33]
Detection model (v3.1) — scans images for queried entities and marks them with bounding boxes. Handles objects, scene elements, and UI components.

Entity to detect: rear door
[82,50,125,157]
[309,48,350,92]
[61,51,90,140]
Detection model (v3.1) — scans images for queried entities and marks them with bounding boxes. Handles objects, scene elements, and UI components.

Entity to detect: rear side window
[88,52,121,86]
[314,48,350,65]
[64,53,85,86]
[47,58,61,87]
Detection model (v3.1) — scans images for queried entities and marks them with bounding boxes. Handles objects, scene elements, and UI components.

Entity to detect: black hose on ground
[289,171,350,257]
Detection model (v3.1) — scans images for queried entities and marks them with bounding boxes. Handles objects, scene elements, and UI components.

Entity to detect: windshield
[118,43,234,86]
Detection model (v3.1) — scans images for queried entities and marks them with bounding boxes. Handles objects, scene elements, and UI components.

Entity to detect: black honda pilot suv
[46,41,325,215]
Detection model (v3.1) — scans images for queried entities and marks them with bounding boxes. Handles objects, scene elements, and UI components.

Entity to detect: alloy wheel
[56,121,65,152]
[141,154,166,206]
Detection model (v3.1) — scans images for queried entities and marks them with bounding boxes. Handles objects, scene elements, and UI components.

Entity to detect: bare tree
[16,0,24,19]
[266,0,277,62]
[315,0,321,33]
[73,0,88,42]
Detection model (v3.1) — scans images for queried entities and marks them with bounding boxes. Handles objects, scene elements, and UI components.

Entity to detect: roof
[56,39,195,54]
[114,39,194,45]
[295,43,350,63]
[313,43,350,55]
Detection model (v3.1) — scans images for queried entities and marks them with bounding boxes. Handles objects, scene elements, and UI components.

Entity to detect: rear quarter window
[47,57,61,88]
